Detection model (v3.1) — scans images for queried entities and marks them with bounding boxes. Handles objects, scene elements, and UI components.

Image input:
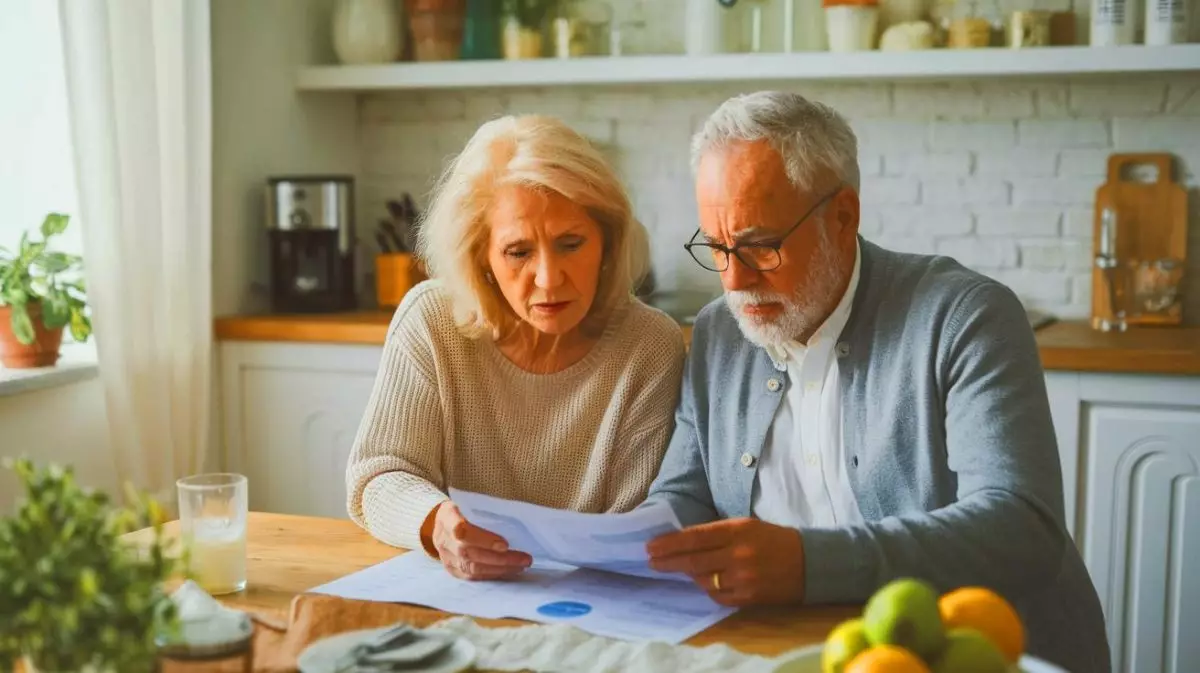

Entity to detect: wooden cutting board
[1091,152,1189,326]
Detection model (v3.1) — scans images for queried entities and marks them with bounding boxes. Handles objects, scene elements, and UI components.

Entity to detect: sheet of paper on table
[309,492,736,643]
[309,552,736,644]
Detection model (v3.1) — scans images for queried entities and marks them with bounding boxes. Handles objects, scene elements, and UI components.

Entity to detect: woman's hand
[429,502,532,580]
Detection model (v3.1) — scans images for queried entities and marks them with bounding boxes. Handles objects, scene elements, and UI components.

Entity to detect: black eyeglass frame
[683,187,843,273]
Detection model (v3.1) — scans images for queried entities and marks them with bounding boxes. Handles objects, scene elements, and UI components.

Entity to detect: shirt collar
[763,241,862,368]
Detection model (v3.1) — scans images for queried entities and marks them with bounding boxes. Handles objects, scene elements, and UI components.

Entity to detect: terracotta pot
[407,0,464,11]
[405,0,466,61]
[0,303,65,369]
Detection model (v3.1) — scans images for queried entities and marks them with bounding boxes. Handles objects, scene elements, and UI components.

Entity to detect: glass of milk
[177,473,248,595]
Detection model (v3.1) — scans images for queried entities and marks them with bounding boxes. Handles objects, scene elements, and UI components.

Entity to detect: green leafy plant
[0,213,91,346]
[0,459,180,672]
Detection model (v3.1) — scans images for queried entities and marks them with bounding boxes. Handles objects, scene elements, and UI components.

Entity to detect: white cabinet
[1045,372,1200,673]
[218,342,383,519]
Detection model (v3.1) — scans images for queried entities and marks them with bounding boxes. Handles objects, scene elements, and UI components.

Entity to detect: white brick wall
[359,72,1200,324]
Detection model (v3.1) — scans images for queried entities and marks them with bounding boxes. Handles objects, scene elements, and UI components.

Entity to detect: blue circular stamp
[536,601,593,619]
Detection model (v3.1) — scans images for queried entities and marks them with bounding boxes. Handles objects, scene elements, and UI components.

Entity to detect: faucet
[1093,207,1126,332]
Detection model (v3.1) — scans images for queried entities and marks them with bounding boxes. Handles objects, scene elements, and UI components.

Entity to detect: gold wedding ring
[712,572,722,591]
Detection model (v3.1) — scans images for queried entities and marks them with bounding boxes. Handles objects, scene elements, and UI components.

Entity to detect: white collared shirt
[751,242,864,529]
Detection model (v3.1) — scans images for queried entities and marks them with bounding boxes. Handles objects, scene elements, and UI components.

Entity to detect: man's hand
[427,502,532,581]
[646,518,806,606]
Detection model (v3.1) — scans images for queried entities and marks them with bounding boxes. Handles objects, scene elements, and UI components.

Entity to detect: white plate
[770,644,1068,673]
[297,626,477,673]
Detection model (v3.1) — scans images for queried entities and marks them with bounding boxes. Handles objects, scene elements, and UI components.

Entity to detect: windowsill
[0,341,99,398]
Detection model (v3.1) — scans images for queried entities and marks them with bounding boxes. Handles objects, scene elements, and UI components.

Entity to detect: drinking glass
[1132,258,1183,315]
[177,473,248,595]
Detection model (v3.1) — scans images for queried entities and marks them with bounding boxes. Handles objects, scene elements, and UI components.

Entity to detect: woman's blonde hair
[417,114,649,338]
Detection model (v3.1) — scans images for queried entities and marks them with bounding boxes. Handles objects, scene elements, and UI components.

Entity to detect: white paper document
[309,552,736,644]
[448,488,686,581]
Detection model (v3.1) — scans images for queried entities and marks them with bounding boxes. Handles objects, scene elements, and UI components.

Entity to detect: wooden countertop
[215,313,1200,376]
[123,512,855,658]
[1035,320,1200,375]
[215,311,395,345]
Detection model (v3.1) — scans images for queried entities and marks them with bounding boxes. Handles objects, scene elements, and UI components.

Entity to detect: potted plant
[0,213,92,368]
[500,0,555,58]
[0,458,180,672]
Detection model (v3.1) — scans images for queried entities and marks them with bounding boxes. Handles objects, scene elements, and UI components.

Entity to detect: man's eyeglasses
[684,187,841,273]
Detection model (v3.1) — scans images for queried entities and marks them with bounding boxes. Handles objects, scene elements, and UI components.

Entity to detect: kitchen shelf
[297,45,1200,92]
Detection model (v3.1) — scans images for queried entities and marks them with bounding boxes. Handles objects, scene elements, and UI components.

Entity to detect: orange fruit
[938,587,1025,664]
[844,646,931,673]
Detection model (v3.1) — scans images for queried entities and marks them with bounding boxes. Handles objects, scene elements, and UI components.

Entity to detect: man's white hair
[690,91,860,193]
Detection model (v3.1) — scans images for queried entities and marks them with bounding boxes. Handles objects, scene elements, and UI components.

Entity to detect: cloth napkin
[243,593,793,673]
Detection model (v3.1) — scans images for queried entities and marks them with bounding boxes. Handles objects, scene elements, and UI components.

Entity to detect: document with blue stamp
[309,491,735,643]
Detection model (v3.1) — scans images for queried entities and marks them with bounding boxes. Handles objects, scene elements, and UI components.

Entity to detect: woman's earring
[485,271,495,284]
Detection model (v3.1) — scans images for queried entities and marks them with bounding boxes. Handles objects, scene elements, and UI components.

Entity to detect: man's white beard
[725,233,843,349]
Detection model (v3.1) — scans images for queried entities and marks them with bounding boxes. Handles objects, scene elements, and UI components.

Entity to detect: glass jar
[823,0,881,52]
[1007,9,1052,47]
[501,0,557,59]
[551,0,612,57]
[945,0,1001,47]
[461,0,502,59]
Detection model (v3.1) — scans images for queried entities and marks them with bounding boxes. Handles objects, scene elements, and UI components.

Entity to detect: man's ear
[831,188,861,242]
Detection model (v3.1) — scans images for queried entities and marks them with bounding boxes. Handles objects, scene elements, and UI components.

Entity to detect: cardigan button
[766,377,782,393]
[741,452,756,468]
[836,342,851,358]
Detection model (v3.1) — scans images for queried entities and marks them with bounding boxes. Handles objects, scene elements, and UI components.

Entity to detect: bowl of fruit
[773,579,1066,673]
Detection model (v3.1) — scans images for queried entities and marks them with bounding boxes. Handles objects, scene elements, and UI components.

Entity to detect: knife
[379,219,408,253]
[375,231,392,254]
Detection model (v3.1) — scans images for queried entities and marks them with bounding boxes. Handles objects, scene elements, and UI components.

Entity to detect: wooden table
[127,512,856,658]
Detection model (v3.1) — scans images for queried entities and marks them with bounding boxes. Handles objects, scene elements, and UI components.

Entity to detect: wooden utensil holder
[376,253,427,310]
[1091,152,1188,329]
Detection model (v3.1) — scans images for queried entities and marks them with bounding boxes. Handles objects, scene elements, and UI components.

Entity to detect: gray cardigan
[646,239,1109,672]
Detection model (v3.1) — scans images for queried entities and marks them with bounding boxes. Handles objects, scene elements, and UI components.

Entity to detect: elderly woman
[345,115,685,581]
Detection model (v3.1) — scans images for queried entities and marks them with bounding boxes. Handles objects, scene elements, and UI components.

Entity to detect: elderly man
[643,91,1109,672]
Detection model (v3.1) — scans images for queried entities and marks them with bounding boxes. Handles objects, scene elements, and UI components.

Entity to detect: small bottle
[1144,0,1188,44]
[1091,0,1139,45]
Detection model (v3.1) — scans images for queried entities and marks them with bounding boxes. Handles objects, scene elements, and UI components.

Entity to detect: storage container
[1144,0,1188,44]
[823,0,880,51]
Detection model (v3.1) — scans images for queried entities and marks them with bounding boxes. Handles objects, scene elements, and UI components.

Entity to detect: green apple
[931,628,1009,673]
[822,618,870,673]
[863,578,946,661]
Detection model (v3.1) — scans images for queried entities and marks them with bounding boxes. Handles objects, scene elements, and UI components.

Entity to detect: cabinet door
[221,343,382,519]
[1082,404,1200,673]
[1044,372,1081,539]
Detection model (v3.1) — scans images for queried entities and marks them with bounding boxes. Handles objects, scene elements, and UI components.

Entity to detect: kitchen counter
[1034,320,1200,375]
[215,311,394,345]
[214,313,1200,376]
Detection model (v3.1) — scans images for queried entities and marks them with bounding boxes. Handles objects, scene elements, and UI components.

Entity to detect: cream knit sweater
[345,280,686,552]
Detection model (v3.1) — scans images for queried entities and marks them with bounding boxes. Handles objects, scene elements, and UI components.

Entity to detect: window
[0,0,82,254]
[0,0,96,387]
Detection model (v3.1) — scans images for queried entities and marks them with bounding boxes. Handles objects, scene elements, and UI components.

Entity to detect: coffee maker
[265,175,357,313]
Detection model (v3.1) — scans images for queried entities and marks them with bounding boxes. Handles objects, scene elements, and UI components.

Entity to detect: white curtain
[58,0,213,503]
